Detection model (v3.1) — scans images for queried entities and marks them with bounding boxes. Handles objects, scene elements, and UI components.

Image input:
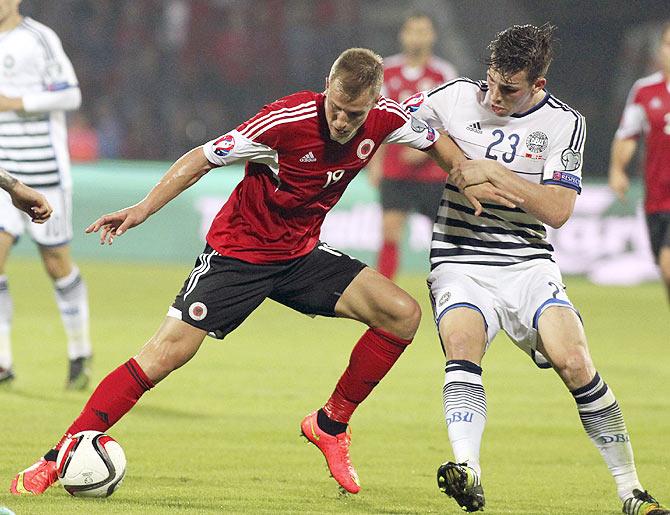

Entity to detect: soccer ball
[56,430,126,497]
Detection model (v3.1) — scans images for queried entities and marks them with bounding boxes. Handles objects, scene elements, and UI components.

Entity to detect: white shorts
[428,259,578,368]
[0,186,72,247]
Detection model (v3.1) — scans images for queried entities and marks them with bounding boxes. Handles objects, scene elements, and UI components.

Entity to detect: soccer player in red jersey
[609,21,670,305]
[10,48,519,497]
[368,13,458,278]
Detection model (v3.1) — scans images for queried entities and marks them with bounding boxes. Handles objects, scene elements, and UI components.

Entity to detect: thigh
[27,187,73,246]
[427,264,499,348]
[417,180,445,221]
[0,189,25,240]
[170,246,276,339]
[497,260,578,365]
[270,241,366,317]
[646,212,670,261]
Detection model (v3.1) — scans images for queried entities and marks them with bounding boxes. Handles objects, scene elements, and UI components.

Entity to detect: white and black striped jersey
[0,17,80,189]
[408,78,586,267]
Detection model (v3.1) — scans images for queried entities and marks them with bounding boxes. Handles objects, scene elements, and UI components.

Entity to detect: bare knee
[378,294,421,340]
[550,345,595,390]
[135,320,205,384]
[39,246,73,280]
[442,328,484,362]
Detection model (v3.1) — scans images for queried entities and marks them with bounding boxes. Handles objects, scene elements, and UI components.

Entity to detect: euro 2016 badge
[213,134,235,157]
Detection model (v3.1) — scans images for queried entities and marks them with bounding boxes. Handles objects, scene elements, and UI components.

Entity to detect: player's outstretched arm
[86,146,216,245]
[0,169,53,223]
[608,138,636,201]
[451,159,576,228]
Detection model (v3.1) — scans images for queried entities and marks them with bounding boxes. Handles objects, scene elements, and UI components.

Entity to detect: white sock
[443,360,486,478]
[0,275,12,370]
[54,266,92,360]
[572,373,642,500]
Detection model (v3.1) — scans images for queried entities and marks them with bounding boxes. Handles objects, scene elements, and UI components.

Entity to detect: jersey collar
[511,91,550,118]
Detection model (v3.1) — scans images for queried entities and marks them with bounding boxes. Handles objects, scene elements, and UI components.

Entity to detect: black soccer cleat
[437,461,485,512]
[66,356,91,390]
[622,489,670,515]
[0,366,15,386]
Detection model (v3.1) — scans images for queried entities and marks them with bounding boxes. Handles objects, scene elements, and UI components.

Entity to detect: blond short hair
[329,48,384,100]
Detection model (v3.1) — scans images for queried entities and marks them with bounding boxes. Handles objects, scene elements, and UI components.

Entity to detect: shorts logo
[356,139,375,160]
[188,302,208,321]
[560,149,581,171]
[438,292,451,307]
[525,131,548,153]
[403,92,425,113]
[552,171,581,188]
[213,134,235,157]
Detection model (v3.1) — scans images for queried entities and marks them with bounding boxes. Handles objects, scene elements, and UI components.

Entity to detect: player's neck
[0,13,22,33]
[404,51,431,68]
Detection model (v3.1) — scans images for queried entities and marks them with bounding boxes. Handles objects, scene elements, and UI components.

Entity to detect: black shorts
[646,212,670,261]
[379,178,444,220]
[171,242,367,339]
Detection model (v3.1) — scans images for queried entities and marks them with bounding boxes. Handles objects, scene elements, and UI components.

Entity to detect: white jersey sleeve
[403,91,448,131]
[21,20,80,113]
[383,111,440,149]
[541,111,586,193]
[615,82,647,139]
[203,129,279,174]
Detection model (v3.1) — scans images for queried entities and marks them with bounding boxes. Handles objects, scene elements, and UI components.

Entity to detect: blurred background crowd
[21,0,670,171]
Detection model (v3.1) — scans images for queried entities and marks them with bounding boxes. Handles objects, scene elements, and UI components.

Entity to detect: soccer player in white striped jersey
[0,0,92,389]
[409,24,668,514]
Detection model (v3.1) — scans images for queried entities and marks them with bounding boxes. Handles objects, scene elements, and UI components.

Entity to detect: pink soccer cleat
[300,410,361,494]
[10,458,58,495]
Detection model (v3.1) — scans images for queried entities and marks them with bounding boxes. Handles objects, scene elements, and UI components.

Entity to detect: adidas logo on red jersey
[299,151,317,163]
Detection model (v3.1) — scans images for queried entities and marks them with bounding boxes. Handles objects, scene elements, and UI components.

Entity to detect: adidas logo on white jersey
[299,151,317,163]
[466,122,483,134]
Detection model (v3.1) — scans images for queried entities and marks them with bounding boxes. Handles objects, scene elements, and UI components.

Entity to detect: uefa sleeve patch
[551,171,581,189]
[410,116,436,141]
[213,134,235,157]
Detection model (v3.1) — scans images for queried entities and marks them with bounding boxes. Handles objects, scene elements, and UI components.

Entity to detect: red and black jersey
[202,90,438,263]
[616,72,670,214]
[381,54,457,182]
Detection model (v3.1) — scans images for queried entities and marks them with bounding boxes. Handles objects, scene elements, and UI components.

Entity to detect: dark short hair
[402,11,436,30]
[329,48,384,100]
[486,23,556,83]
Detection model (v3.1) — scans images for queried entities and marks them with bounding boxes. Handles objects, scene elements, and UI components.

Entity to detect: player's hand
[608,169,629,201]
[9,182,53,223]
[450,159,501,189]
[85,204,149,245]
[462,182,524,216]
[0,94,23,112]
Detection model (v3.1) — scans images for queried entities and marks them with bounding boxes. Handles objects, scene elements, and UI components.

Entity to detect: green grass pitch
[0,259,667,514]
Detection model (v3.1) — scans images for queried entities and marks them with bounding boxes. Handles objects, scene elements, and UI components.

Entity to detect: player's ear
[533,77,547,93]
[325,76,330,91]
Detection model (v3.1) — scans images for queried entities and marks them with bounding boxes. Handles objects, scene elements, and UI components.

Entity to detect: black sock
[44,448,58,462]
[317,408,347,436]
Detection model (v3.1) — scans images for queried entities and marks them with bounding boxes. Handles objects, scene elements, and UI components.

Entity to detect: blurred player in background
[368,12,458,278]
[0,0,92,389]
[10,47,519,497]
[410,24,669,514]
[609,21,670,307]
